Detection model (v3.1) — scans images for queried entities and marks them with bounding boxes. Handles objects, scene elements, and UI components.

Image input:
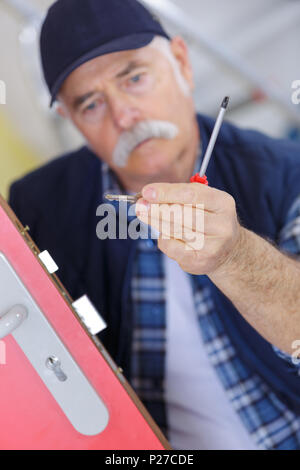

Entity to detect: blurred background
[0,0,299,197]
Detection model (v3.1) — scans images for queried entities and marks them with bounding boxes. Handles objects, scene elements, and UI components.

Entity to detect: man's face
[58,37,197,183]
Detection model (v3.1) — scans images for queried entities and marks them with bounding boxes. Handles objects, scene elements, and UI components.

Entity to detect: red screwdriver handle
[190,173,209,185]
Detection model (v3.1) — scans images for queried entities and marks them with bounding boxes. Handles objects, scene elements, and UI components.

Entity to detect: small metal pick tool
[105,192,142,204]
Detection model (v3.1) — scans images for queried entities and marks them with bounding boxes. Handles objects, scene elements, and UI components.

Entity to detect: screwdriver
[190,96,229,185]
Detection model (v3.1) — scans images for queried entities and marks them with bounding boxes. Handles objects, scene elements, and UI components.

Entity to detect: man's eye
[86,102,97,111]
[82,100,104,115]
[130,74,142,83]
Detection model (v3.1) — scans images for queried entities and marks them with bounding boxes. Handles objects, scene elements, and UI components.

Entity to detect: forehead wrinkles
[100,46,161,82]
[61,45,164,103]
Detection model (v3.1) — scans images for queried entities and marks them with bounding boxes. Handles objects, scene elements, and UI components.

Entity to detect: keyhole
[46,355,68,382]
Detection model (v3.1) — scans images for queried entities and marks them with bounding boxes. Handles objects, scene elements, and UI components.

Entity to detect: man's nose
[108,93,141,131]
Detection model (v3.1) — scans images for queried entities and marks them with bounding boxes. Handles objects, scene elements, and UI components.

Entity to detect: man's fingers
[158,237,206,264]
[136,200,220,235]
[158,237,186,262]
[141,182,222,212]
[136,210,205,250]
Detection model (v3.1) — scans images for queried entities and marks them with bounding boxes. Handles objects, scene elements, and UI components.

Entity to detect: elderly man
[9,0,300,450]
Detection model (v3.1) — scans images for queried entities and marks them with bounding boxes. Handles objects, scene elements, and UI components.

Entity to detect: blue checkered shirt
[102,163,300,450]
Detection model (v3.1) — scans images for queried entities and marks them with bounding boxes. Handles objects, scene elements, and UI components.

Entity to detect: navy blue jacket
[9,114,300,414]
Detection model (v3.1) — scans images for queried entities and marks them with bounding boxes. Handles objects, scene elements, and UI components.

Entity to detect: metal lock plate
[0,252,109,436]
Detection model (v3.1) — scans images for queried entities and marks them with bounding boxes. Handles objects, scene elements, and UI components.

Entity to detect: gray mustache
[112,120,179,168]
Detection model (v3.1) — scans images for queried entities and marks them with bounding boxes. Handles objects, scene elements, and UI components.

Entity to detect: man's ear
[55,102,68,119]
[170,36,195,91]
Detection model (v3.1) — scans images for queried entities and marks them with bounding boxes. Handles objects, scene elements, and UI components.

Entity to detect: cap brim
[50,32,160,106]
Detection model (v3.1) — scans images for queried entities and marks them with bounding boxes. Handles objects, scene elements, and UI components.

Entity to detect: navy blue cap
[40,0,170,106]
